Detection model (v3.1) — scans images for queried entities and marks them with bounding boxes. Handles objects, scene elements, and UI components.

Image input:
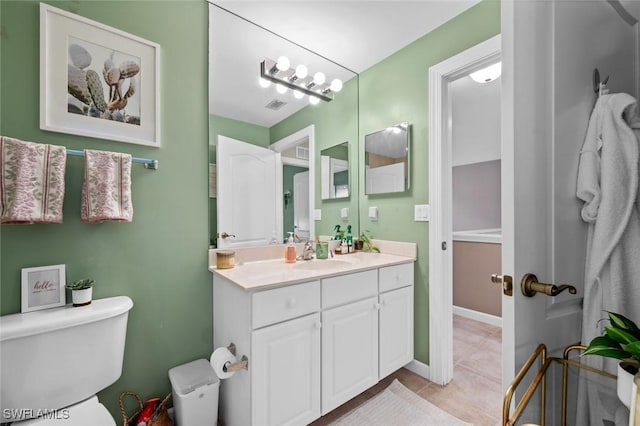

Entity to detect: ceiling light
[258,77,271,88]
[309,96,320,105]
[260,57,341,102]
[469,62,502,83]
[295,64,308,79]
[276,56,290,72]
[313,72,326,86]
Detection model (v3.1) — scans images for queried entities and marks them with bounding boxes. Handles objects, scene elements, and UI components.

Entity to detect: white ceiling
[209,1,481,127]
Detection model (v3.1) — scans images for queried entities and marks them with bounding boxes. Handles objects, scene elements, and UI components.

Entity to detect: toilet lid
[16,396,115,426]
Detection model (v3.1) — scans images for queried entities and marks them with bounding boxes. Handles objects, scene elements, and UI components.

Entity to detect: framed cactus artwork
[39,4,161,147]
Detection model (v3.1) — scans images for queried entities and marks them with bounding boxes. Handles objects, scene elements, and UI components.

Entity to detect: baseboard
[404,358,430,380]
[453,305,502,328]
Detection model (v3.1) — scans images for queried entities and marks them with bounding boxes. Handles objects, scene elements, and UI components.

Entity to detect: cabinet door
[379,286,414,379]
[322,297,379,415]
[252,313,321,426]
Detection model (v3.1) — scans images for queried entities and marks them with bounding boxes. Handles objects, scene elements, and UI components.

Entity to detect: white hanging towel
[577,91,640,359]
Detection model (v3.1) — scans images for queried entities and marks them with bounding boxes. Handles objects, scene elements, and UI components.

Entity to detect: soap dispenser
[285,232,297,263]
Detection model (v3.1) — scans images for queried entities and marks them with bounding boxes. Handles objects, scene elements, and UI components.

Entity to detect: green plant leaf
[605,326,639,345]
[607,311,640,339]
[625,340,640,360]
[582,346,631,359]
[587,335,622,349]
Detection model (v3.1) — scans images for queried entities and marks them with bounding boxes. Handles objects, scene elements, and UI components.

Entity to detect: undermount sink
[293,258,355,271]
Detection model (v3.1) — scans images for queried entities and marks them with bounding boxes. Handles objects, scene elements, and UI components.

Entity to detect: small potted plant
[582,311,640,408]
[359,230,380,253]
[66,278,94,307]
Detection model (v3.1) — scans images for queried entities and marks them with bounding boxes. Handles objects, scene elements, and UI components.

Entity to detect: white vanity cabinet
[252,313,321,426]
[379,263,414,379]
[321,270,379,415]
[212,259,414,426]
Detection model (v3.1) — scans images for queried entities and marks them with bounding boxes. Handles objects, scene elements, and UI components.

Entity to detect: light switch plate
[340,207,349,220]
[369,206,378,221]
[414,204,430,221]
[314,209,322,221]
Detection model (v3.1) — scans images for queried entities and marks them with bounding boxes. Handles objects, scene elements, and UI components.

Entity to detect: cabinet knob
[374,302,380,310]
[381,299,388,306]
[287,297,296,307]
[314,321,321,330]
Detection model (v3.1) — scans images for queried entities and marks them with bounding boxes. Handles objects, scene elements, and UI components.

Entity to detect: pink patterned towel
[0,136,66,224]
[81,149,133,223]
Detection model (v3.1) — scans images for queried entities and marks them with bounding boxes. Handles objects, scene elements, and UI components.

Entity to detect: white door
[322,297,379,415]
[379,286,414,379]
[217,135,282,248]
[293,171,310,241]
[501,0,638,418]
[365,163,405,194]
[251,313,321,426]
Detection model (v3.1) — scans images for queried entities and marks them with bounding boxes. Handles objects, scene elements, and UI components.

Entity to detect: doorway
[427,35,501,386]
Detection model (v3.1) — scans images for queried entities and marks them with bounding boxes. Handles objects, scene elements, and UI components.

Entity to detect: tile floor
[310,314,503,426]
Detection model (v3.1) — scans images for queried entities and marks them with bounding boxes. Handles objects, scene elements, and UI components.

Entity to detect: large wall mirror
[321,142,349,200]
[364,123,410,195]
[209,3,359,248]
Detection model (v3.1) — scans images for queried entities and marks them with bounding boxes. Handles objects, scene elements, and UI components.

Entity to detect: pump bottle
[285,232,297,263]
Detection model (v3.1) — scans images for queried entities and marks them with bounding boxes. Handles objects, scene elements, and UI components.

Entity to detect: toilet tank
[0,296,133,422]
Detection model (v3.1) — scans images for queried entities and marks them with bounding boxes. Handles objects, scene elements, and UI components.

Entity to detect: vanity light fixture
[260,56,342,103]
[469,62,502,83]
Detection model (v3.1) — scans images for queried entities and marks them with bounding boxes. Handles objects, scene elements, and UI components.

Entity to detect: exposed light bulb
[313,72,326,85]
[258,77,271,88]
[309,96,320,105]
[276,84,287,94]
[469,62,502,83]
[295,64,308,79]
[329,79,343,92]
[293,90,304,99]
[276,56,290,72]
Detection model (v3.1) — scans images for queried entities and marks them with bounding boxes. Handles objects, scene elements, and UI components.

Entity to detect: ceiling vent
[265,99,287,110]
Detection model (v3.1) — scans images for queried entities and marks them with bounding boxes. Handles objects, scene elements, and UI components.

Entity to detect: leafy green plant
[65,278,94,291]
[359,230,380,253]
[582,311,640,370]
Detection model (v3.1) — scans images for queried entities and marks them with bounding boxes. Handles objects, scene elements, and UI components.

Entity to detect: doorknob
[218,232,236,240]
[491,274,513,296]
[521,273,577,297]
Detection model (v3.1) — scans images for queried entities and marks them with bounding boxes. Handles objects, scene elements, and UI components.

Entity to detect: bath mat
[329,379,472,426]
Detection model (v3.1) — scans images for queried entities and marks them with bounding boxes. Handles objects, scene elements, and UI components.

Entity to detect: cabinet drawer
[379,263,414,292]
[322,270,377,309]
[252,281,320,329]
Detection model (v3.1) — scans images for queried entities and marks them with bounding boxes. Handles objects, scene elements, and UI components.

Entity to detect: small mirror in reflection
[321,142,349,200]
[364,123,410,195]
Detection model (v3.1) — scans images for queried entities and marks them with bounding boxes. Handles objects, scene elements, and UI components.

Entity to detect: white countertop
[210,251,415,291]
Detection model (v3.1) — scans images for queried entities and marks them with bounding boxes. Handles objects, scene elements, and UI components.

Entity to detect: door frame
[427,35,501,385]
[270,125,315,241]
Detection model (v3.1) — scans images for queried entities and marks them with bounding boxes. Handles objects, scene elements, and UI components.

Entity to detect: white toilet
[0,296,133,425]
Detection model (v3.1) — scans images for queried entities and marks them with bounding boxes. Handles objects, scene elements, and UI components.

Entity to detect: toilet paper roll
[210,347,236,379]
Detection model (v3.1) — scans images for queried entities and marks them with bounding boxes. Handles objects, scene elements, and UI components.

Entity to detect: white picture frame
[21,264,66,313]
[40,3,161,147]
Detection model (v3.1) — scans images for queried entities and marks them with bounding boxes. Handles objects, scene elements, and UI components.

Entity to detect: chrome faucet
[302,241,315,260]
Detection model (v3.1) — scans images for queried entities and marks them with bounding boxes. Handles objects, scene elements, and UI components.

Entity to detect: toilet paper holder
[224,343,249,373]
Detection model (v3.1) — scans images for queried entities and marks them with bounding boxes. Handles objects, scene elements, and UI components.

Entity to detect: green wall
[0,0,210,418]
[357,0,500,363]
[271,77,360,237]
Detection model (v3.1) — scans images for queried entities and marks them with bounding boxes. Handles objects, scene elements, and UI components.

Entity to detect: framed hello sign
[21,264,66,313]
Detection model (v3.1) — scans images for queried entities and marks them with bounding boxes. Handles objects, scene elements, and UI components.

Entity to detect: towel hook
[593,68,609,94]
